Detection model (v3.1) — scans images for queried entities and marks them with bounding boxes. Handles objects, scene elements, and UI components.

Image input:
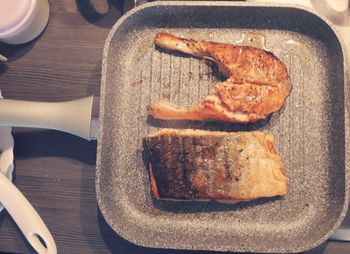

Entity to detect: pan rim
[96,1,350,253]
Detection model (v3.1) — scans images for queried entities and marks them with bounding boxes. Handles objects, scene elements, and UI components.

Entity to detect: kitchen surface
[0,0,350,253]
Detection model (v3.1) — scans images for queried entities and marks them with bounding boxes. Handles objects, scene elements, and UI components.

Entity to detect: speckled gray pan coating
[96,1,350,253]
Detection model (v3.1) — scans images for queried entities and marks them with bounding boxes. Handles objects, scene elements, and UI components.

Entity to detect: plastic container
[0,0,49,44]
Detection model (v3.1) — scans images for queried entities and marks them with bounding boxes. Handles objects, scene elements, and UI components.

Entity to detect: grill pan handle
[0,96,95,140]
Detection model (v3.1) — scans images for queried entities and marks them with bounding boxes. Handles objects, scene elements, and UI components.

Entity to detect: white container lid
[0,0,35,37]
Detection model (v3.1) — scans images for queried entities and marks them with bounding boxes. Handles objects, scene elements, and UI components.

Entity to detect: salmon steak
[148,32,292,123]
[144,129,288,202]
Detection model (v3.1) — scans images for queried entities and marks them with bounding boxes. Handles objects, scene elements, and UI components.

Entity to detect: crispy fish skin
[144,129,288,201]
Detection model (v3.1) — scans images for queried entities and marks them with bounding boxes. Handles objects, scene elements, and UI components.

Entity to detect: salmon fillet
[148,32,292,123]
[144,129,288,202]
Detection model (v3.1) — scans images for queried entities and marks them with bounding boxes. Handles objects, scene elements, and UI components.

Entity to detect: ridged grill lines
[198,60,202,101]
[169,55,173,101]
[159,52,163,101]
[188,58,192,106]
[178,57,182,105]
[137,69,143,143]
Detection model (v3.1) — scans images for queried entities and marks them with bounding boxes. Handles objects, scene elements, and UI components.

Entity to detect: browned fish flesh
[148,32,292,123]
[144,129,288,201]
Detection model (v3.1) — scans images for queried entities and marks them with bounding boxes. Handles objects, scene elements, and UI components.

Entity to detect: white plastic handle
[0,174,57,254]
[0,96,94,140]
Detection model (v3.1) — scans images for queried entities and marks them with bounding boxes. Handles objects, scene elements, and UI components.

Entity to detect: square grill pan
[96,1,350,253]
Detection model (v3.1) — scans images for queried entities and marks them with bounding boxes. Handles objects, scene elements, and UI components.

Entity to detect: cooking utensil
[0,123,13,194]
[0,99,56,254]
[0,1,349,253]
[96,1,349,253]
[0,174,56,254]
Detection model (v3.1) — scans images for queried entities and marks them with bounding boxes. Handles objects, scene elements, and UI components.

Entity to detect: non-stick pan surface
[96,1,350,253]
